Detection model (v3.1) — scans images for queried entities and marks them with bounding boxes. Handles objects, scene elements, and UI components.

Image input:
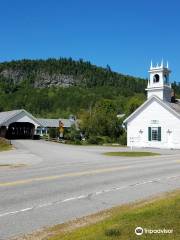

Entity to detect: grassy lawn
[0,138,12,152]
[25,191,180,240]
[104,151,160,157]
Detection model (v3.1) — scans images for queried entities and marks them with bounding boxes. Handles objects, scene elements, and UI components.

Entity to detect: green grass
[104,151,160,157]
[38,191,180,240]
[0,138,12,152]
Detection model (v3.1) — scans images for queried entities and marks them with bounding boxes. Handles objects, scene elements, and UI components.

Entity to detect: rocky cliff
[0,58,146,90]
[0,68,76,88]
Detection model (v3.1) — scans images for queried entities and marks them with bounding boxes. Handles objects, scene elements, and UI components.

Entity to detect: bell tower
[146,60,172,102]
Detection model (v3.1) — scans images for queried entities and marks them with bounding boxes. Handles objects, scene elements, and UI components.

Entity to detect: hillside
[0,58,148,118]
[0,58,146,89]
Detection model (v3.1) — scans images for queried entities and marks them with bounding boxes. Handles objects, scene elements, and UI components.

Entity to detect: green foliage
[46,190,180,240]
[105,226,121,237]
[48,128,59,138]
[0,58,148,121]
[172,81,180,98]
[118,132,127,145]
[0,85,132,118]
[125,94,146,115]
[0,58,165,144]
[87,136,101,144]
[87,136,112,145]
[0,138,12,151]
[0,58,146,90]
[104,151,160,157]
[79,99,126,144]
[64,125,81,143]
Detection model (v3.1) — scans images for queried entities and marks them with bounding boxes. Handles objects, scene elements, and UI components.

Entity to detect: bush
[48,128,59,138]
[64,125,81,141]
[0,137,10,146]
[87,136,100,144]
[87,135,111,145]
[73,139,82,145]
[105,226,121,237]
[0,137,11,151]
[118,132,127,145]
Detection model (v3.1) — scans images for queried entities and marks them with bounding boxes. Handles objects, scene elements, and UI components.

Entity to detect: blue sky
[0,0,180,81]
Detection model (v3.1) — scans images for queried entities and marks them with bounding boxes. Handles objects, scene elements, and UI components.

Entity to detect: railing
[40,135,65,143]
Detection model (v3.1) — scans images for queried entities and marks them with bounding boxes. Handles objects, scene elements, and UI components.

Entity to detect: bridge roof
[0,109,74,128]
[0,109,42,127]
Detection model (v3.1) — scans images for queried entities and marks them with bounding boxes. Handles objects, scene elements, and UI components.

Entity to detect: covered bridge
[0,109,75,139]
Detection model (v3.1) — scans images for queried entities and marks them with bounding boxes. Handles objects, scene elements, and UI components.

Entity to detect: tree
[106,64,112,72]
[79,99,124,143]
[125,94,145,115]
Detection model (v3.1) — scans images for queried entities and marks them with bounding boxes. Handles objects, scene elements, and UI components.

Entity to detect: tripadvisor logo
[135,226,173,235]
[135,227,143,235]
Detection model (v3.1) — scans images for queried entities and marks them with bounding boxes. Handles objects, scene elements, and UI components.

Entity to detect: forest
[0,58,148,116]
[0,58,180,144]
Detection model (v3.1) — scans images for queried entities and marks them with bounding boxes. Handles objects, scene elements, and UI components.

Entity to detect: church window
[148,127,161,141]
[153,74,160,83]
[152,127,158,140]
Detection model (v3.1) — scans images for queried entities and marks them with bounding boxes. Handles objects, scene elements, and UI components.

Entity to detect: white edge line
[0,175,180,218]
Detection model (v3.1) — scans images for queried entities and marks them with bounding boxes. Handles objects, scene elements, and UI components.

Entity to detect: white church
[123,61,180,149]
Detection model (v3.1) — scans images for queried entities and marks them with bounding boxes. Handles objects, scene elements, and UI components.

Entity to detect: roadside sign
[59,121,64,135]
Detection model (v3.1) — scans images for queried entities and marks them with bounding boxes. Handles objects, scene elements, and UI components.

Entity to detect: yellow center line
[176,160,180,163]
[0,166,130,187]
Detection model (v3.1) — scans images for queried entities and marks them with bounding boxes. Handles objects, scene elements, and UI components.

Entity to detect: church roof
[123,96,180,124]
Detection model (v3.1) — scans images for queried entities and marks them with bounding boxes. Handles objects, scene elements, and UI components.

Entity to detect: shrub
[48,128,59,138]
[87,135,111,145]
[64,125,81,141]
[0,137,11,151]
[73,139,82,145]
[118,132,127,145]
[105,226,121,237]
[87,136,101,144]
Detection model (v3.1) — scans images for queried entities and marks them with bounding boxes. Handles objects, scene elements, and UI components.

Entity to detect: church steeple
[146,61,172,102]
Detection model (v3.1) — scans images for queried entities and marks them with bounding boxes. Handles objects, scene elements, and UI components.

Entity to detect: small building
[36,117,75,136]
[0,109,75,139]
[123,61,180,149]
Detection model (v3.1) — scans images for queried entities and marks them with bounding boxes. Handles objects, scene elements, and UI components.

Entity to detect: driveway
[0,140,180,239]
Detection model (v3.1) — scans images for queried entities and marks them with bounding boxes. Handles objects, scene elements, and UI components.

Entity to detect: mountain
[0,58,150,118]
[0,58,146,90]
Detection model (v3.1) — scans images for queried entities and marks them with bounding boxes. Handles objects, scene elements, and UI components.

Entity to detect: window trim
[148,126,161,142]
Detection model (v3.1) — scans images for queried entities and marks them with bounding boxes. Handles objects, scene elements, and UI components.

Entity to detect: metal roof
[0,109,75,128]
[37,118,75,128]
[0,109,42,127]
[0,110,22,126]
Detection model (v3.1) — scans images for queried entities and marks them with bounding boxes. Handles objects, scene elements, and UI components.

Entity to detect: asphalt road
[0,140,180,239]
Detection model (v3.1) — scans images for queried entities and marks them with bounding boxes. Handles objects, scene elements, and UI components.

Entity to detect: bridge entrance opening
[7,122,35,139]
